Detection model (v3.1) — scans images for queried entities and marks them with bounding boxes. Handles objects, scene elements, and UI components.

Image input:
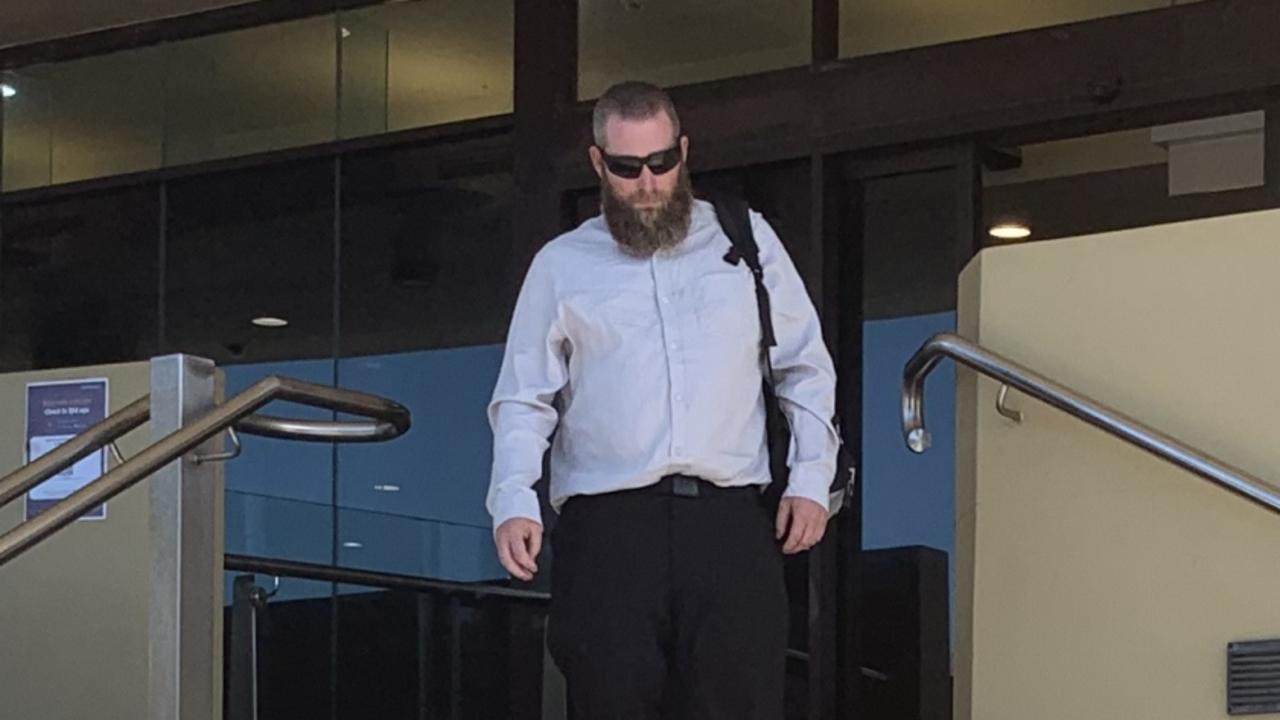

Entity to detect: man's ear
[588,145,605,180]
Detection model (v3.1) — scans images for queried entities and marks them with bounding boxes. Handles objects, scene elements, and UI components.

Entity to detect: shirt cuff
[489,485,544,531]
[782,466,831,512]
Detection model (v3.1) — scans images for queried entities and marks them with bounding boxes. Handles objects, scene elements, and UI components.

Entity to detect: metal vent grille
[1229,639,1280,715]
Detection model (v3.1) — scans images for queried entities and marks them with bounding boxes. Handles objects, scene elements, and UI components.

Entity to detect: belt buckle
[672,476,700,498]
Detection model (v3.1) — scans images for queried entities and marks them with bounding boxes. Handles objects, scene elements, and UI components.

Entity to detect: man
[487,81,839,718]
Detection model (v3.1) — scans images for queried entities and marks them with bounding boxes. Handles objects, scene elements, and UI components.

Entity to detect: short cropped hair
[591,81,681,148]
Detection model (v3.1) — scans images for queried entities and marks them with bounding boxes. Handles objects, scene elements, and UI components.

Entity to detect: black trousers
[547,475,787,720]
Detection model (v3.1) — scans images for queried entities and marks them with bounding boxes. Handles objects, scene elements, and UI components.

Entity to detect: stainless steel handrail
[0,376,410,567]
[903,332,1280,515]
[235,377,410,442]
[0,379,410,515]
[237,413,403,442]
[0,396,151,509]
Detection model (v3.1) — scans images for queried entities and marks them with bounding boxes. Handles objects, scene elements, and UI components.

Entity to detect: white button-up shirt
[486,199,839,528]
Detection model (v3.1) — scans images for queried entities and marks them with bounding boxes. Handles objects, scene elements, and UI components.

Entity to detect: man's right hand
[494,518,543,581]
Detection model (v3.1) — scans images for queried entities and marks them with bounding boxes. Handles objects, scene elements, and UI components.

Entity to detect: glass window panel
[339,0,514,137]
[579,0,810,100]
[2,3,515,187]
[4,1,258,49]
[840,0,1204,58]
[221,364,337,575]
[336,13,390,139]
[337,146,515,579]
[164,15,337,165]
[2,68,54,191]
[51,48,167,184]
[225,491,334,564]
[223,358,337,517]
[339,154,515,355]
[163,158,335,364]
[336,347,506,554]
[0,185,160,371]
[169,159,340,577]
[336,509,504,581]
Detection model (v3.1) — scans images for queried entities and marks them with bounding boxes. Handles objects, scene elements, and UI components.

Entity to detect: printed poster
[25,378,109,521]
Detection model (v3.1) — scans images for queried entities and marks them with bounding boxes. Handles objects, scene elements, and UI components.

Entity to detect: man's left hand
[776,497,829,554]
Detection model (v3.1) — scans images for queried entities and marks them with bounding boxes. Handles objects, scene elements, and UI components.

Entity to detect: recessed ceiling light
[373,484,401,492]
[1,84,16,99]
[252,316,289,328]
[342,541,363,549]
[988,223,1031,241]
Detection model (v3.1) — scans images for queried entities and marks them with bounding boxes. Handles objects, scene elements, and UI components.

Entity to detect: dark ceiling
[0,0,253,49]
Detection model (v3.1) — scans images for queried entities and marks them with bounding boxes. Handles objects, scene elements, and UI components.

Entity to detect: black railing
[224,554,552,720]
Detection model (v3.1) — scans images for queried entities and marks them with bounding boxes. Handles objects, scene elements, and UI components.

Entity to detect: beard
[601,165,694,258]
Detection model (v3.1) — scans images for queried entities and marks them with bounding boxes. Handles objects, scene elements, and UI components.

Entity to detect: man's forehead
[602,114,677,155]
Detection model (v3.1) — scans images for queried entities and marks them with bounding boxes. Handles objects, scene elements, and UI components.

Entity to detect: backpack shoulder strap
[711,194,759,267]
[709,195,777,352]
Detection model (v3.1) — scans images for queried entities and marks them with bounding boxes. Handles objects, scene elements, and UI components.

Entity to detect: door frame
[824,143,981,720]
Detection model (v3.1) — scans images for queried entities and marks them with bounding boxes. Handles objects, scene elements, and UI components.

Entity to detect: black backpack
[710,195,856,514]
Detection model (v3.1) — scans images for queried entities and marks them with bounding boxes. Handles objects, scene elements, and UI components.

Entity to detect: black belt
[641,474,761,499]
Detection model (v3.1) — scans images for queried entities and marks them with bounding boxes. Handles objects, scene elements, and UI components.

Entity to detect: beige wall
[0,360,223,720]
[0,362,153,720]
[956,209,1280,719]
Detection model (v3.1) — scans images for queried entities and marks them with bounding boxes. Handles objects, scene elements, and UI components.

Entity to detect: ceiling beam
[0,0,380,69]
[552,0,1278,185]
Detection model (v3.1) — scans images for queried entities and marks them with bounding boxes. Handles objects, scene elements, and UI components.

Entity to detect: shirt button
[674,393,683,402]
[661,296,670,304]
[669,342,678,350]
[674,446,684,455]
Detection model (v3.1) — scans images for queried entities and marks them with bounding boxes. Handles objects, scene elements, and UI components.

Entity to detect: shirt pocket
[563,287,657,352]
[695,270,760,348]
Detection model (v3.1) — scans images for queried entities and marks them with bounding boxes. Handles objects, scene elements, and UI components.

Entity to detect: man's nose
[637,165,658,191]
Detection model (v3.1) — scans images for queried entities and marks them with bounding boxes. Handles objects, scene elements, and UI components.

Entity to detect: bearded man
[486,81,839,719]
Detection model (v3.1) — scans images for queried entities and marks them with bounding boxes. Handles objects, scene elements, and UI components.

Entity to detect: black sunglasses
[597,143,683,180]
